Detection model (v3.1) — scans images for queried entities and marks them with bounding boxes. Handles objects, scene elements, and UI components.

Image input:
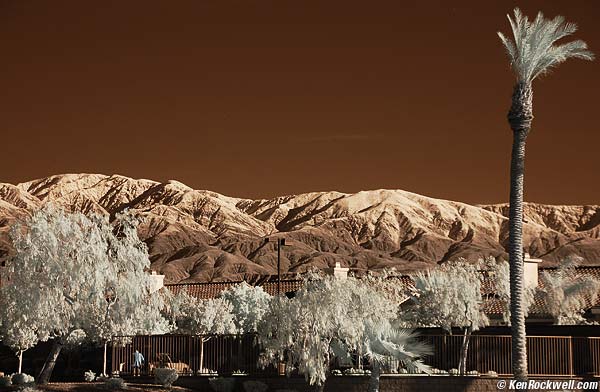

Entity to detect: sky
[1,0,599,204]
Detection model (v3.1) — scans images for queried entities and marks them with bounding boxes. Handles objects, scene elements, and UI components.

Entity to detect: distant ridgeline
[0,173,598,284]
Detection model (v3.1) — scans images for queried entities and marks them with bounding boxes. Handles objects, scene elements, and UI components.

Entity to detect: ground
[0,383,197,392]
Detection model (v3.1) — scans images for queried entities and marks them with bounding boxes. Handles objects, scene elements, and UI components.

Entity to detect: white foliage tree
[258,273,430,392]
[220,282,272,333]
[220,282,272,375]
[1,204,169,383]
[538,257,600,325]
[402,261,489,375]
[0,291,38,373]
[167,291,236,373]
[87,290,171,376]
[483,257,535,325]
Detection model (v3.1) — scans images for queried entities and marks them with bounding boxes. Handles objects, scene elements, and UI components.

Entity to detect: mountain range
[1,174,599,283]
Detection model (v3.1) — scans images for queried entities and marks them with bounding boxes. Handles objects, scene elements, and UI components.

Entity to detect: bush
[84,369,96,382]
[343,368,370,375]
[449,368,459,376]
[19,387,42,392]
[0,375,12,387]
[243,380,268,392]
[209,377,236,392]
[486,370,498,377]
[467,370,479,376]
[198,368,218,375]
[154,368,179,388]
[104,377,126,390]
[11,373,35,385]
[331,369,342,376]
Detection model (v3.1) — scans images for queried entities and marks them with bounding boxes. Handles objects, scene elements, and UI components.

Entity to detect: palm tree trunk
[507,81,533,383]
[38,338,64,384]
[368,361,381,392]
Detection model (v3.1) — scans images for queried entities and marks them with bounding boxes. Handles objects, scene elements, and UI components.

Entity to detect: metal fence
[111,334,600,377]
[111,334,270,376]
[420,335,600,376]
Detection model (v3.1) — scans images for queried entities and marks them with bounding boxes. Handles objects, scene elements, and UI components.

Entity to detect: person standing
[133,350,144,376]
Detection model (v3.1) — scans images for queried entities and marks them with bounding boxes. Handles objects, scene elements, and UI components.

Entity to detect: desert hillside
[1,174,598,283]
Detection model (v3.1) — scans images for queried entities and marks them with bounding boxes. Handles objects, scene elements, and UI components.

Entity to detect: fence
[111,334,600,377]
[111,334,271,376]
[420,335,579,376]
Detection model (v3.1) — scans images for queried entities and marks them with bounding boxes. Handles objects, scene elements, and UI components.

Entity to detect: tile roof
[165,279,304,299]
[165,266,600,319]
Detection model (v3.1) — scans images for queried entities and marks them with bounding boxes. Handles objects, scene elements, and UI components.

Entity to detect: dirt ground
[0,382,197,392]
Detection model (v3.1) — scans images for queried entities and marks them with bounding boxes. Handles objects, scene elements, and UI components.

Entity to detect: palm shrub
[154,368,179,388]
[84,370,96,382]
[11,373,35,386]
[243,380,268,392]
[104,377,126,391]
[0,375,12,387]
[208,377,236,392]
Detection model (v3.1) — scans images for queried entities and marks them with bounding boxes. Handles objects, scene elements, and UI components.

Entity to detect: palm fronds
[498,8,594,82]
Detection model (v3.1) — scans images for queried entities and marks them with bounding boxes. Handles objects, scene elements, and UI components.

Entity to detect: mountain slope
[1,174,599,283]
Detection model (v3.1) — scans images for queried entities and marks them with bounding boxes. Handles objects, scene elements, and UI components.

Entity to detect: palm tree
[362,323,431,392]
[497,8,593,381]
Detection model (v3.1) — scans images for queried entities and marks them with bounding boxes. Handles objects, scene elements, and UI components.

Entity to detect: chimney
[326,262,349,280]
[148,270,165,293]
[523,253,543,288]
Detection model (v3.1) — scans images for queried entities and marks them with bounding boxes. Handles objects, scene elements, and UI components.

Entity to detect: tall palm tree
[497,8,593,381]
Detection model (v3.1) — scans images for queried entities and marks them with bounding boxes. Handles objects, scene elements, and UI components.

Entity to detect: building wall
[173,376,600,392]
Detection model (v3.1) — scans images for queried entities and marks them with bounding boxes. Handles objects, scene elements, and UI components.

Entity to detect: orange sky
[1,0,598,204]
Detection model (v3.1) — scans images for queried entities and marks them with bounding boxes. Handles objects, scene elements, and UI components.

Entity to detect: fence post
[568,336,574,376]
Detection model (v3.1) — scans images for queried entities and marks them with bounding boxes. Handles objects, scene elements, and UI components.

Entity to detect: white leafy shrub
[398,368,408,374]
[198,368,218,375]
[467,370,479,376]
[19,387,42,392]
[343,368,370,375]
[243,380,268,392]
[0,375,12,387]
[11,373,35,385]
[331,369,342,376]
[154,368,179,388]
[449,368,459,376]
[84,369,96,382]
[104,377,126,390]
[209,377,236,392]
[486,370,498,377]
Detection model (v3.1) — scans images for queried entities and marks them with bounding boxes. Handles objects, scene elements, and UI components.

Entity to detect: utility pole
[264,237,286,296]
[277,238,286,296]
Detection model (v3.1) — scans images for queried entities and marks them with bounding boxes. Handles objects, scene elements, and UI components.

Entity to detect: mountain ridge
[1,173,599,283]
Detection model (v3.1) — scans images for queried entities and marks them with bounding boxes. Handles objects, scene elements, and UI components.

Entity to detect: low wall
[170,375,600,392]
